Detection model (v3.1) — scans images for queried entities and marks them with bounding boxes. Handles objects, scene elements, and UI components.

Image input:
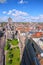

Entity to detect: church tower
[8,17,12,25]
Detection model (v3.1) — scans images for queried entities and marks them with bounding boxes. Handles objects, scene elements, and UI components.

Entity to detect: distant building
[6,17,16,39]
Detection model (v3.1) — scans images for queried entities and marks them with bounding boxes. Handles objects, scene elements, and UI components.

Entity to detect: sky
[0,0,43,22]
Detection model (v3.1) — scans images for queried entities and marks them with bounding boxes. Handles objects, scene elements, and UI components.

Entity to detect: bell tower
[8,17,12,25]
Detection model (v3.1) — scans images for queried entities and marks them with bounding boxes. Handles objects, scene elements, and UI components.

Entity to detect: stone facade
[20,38,40,65]
[6,17,16,40]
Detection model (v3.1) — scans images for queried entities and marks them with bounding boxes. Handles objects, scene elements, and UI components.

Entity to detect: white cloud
[2,9,29,22]
[5,9,28,17]
[0,0,6,3]
[2,9,43,22]
[19,0,24,4]
[18,0,28,4]
[30,15,43,22]
[0,16,8,22]
[3,11,7,14]
[7,10,12,15]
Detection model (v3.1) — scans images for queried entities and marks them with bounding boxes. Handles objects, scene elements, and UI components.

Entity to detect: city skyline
[0,0,43,22]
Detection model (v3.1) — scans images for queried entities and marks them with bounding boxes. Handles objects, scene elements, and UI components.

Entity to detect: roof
[31,32,43,38]
[16,27,31,33]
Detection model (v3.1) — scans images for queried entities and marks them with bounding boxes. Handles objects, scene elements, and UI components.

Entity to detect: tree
[7,43,11,50]
[8,59,12,64]
[15,31,18,35]
[9,53,13,58]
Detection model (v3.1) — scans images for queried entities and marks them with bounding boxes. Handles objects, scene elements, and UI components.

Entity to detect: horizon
[0,0,43,22]
[0,21,43,23]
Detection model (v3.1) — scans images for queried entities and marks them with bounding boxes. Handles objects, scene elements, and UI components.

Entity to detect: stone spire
[8,17,12,25]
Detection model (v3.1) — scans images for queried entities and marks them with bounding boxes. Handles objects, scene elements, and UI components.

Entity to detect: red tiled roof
[31,32,43,38]
[16,27,31,32]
